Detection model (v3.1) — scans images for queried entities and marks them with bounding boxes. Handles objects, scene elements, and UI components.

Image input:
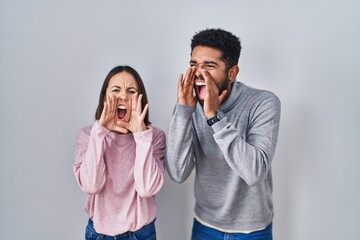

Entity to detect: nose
[195,65,204,79]
[197,63,205,68]
[118,89,129,101]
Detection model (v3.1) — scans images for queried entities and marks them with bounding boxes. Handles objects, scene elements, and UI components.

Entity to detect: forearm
[213,97,281,186]
[166,104,196,183]
[133,127,165,197]
[74,122,108,194]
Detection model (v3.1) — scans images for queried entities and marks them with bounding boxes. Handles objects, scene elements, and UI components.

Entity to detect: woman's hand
[98,94,128,134]
[116,93,148,133]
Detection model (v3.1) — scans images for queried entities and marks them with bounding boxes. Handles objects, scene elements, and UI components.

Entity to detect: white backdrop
[1,1,359,239]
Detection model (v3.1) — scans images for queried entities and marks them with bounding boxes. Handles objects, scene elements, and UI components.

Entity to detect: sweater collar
[218,81,245,113]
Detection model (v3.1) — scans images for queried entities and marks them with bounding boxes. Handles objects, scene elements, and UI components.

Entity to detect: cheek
[104,91,112,99]
[211,73,224,84]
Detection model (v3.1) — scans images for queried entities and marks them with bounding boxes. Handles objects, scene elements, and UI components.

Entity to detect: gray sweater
[166,81,281,231]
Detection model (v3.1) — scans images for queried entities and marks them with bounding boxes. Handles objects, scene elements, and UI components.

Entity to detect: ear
[227,65,239,83]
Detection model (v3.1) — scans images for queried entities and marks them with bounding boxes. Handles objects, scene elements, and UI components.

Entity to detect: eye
[112,89,120,93]
[206,64,216,69]
[127,88,138,95]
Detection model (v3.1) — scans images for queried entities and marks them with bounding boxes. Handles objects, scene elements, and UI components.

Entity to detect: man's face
[190,46,229,103]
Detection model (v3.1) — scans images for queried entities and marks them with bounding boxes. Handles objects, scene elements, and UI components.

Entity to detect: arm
[213,95,281,186]
[133,127,166,197]
[165,103,196,183]
[73,122,109,194]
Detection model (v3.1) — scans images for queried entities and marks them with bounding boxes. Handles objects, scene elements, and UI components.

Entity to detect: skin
[98,72,148,134]
[178,46,239,119]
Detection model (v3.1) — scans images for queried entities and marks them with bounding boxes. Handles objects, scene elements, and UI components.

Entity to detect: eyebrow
[190,60,219,66]
[111,85,139,91]
[110,85,137,89]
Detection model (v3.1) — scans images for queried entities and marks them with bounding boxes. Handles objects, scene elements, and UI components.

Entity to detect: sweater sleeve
[212,95,281,186]
[73,122,109,194]
[165,103,196,183]
[133,127,166,197]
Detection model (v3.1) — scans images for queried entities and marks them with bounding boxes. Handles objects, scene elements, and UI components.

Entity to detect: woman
[74,65,166,240]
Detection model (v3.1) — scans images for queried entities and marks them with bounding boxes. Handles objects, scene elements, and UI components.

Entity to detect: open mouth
[195,80,206,100]
[117,105,127,120]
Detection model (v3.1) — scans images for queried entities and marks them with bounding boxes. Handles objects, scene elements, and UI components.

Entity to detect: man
[166,28,281,239]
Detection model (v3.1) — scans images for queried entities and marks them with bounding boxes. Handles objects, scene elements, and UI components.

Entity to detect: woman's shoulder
[77,124,94,137]
[148,125,166,139]
[149,125,165,133]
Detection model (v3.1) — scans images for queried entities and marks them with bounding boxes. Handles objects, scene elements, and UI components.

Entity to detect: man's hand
[177,66,197,107]
[199,68,227,119]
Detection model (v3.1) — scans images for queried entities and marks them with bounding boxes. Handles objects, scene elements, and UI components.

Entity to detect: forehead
[191,46,223,63]
[108,72,138,88]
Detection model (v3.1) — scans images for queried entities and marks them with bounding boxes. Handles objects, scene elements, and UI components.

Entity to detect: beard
[195,77,230,106]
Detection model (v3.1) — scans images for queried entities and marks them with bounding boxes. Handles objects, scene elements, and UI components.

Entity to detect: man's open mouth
[117,105,127,120]
[195,80,206,100]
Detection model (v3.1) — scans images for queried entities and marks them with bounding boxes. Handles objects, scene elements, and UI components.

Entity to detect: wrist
[207,114,220,126]
[135,124,147,132]
[178,96,196,106]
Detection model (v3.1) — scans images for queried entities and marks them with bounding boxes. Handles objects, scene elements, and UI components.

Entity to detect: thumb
[219,90,228,104]
[114,121,129,134]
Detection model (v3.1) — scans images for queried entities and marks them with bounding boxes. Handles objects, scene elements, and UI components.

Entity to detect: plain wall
[1,1,359,239]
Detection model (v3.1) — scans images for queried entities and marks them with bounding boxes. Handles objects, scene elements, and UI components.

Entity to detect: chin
[118,117,129,123]
[195,95,204,106]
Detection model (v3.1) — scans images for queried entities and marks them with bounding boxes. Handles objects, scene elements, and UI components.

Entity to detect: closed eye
[189,61,218,69]
[127,88,138,95]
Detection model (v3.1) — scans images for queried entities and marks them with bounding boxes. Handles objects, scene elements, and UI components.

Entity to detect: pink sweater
[73,121,166,236]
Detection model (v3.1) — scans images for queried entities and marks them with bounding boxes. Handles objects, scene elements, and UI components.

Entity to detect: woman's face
[105,71,139,123]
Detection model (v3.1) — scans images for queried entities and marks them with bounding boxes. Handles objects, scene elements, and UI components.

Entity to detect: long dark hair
[95,65,151,125]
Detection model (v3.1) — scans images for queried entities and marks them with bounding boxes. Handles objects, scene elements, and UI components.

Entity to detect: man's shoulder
[238,82,279,102]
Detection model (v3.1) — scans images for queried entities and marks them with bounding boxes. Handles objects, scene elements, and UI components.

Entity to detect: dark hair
[95,65,151,125]
[191,28,241,70]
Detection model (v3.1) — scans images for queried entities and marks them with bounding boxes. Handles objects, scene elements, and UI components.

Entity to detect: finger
[115,124,129,134]
[199,68,213,86]
[137,94,143,113]
[103,99,108,116]
[99,101,107,124]
[115,121,130,133]
[104,96,111,116]
[131,93,138,112]
[178,73,184,91]
[110,94,117,116]
[100,96,113,127]
[219,90,228,104]
[201,69,218,96]
[115,120,126,128]
[140,103,149,120]
[184,67,195,87]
